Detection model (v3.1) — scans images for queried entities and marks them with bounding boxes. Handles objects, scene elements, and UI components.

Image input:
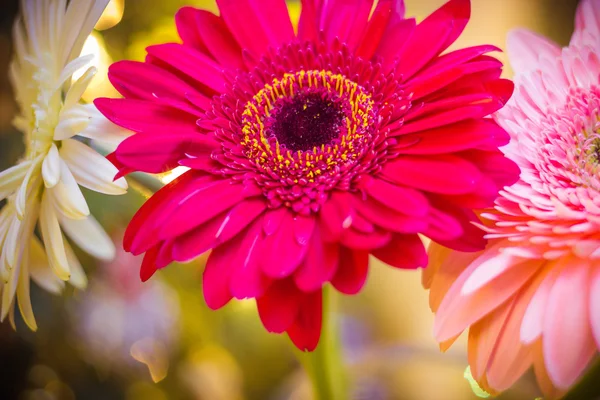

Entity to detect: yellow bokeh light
[287,1,301,33]
[95,0,124,31]
[72,32,119,102]
[159,166,190,185]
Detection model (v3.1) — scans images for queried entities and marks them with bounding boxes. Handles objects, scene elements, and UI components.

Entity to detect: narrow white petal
[1,201,36,294]
[60,138,127,195]
[20,0,40,54]
[17,251,37,331]
[3,217,22,276]
[12,17,26,66]
[62,0,110,66]
[0,241,9,283]
[29,236,64,295]
[39,191,71,281]
[0,208,9,280]
[1,240,21,321]
[0,161,32,201]
[53,1,67,53]
[64,240,87,290]
[57,53,94,90]
[54,103,91,141]
[63,66,96,110]
[15,156,42,220]
[8,299,16,330]
[78,103,132,145]
[42,143,61,188]
[0,206,12,240]
[60,214,115,261]
[48,159,90,220]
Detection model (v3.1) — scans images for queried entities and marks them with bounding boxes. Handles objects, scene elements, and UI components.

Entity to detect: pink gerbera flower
[97,0,518,351]
[425,0,600,396]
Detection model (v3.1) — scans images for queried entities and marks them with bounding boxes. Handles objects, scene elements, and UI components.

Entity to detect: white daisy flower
[0,0,130,330]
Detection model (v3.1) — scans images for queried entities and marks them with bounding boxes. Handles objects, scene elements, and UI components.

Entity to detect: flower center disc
[266,92,345,152]
[241,70,375,181]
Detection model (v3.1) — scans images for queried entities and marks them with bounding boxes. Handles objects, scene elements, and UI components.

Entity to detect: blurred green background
[0,1,581,399]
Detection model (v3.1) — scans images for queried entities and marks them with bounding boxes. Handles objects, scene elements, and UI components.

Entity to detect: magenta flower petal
[358,1,409,60]
[99,0,517,350]
[381,155,483,195]
[287,290,323,351]
[331,247,369,295]
[261,210,311,278]
[365,179,429,217]
[294,228,339,291]
[146,44,227,93]
[372,234,428,269]
[257,278,303,333]
[203,243,236,309]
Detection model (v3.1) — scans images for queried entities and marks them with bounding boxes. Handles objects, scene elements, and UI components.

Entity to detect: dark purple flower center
[266,92,346,151]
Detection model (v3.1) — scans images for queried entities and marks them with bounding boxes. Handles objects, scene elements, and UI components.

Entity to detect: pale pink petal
[468,301,512,381]
[461,250,519,295]
[520,261,560,344]
[533,341,565,400]
[542,259,596,389]
[574,0,600,41]
[485,267,550,391]
[506,29,560,74]
[590,264,600,348]
[427,243,481,312]
[434,243,542,342]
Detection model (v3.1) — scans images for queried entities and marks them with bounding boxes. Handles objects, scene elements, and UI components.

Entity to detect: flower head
[0,0,129,330]
[98,0,518,350]
[425,0,600,396]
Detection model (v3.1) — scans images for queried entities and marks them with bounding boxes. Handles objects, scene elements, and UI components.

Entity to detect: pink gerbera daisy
[97,0,518,351]
[425,0,600,396]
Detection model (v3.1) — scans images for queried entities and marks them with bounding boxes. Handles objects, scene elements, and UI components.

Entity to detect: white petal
[29,236,64,294]
[78,103,132,145]
[0,251,7,288]
[42,143,61,188]
[60,214,115,261]
[15,156,42,220]
[1,237,21,321]
[60,138,127,195]
[2,217,22,278]
[0,206,12,241]
[48,159,90,220]
[57,53,93,90]
[7,299,16,330]
[61,0,110,66]
[0,161,31,201]
[64,240,87,290]
[0,209,9,280]
[39,191,71,281]
[17,251,37,331]
[12,16,26,67]
[54,103,91,141]
[20,0,41,54]
[63,66,96,110]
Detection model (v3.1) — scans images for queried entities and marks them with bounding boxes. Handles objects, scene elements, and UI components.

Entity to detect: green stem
[294,286,348,400]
